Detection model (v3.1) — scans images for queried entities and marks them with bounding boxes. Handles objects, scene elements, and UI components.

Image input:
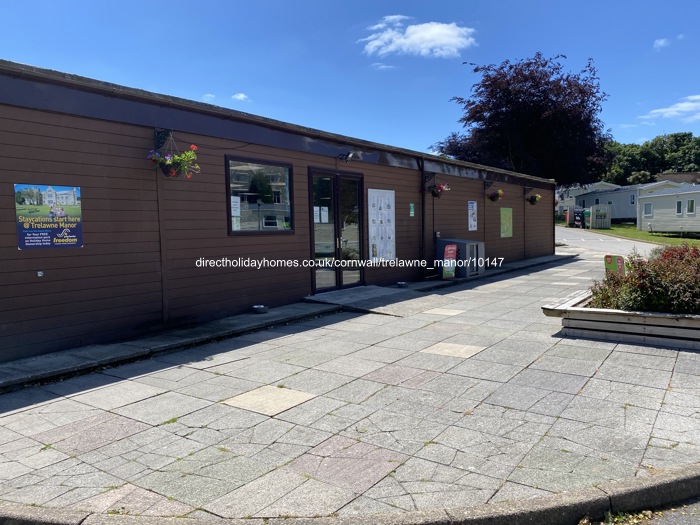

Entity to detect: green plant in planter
[147,144,201,179]
[589,244,700,314]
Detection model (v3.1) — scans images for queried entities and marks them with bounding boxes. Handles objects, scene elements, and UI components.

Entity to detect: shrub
[589,244,700,314]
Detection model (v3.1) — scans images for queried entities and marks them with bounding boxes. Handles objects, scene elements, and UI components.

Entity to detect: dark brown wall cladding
[0,106,163,361]
[424,176,486,264]
[0,60,556,361]
[483,182,526,263]
[361,165,423,286]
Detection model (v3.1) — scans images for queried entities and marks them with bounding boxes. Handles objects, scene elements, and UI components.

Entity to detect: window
[630,194,635,205]
[594,198,600,205]
[688,199,696,215]
[676,200,683,215]
[226,156,292,233]
[643,202,653,217]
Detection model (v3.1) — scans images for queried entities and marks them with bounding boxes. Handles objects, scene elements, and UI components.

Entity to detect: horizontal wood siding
[0,96,556,361]
[158,138,320,322]
[362,165,422,285]
[425,177,486,264]
[0,106,163,361]
[483,182,525,262]
[524,188,554,259]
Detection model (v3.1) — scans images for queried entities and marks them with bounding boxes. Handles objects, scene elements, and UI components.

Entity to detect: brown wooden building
[0,60,555,362]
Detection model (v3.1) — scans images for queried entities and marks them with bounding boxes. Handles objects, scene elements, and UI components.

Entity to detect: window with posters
[226,156,292,233]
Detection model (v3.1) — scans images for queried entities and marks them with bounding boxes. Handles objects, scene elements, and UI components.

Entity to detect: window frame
[676,200,683,216]
[630,194,635,205]
[225,155,294,235]
[688,199,696,215]
[643,202,653,217]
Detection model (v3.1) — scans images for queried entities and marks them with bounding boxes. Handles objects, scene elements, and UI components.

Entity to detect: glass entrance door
[311,172,363,292]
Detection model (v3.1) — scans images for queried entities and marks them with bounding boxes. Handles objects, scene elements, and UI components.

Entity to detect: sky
[2,0,699,153]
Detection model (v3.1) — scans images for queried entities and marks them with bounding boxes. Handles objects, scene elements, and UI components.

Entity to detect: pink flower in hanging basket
[488,189,504,201]
[429,183,450,198]
[147,142,201,180]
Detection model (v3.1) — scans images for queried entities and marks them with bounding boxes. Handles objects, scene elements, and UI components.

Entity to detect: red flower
[186,173,192,179]
[190,144,198,151]
[169,168,176,177]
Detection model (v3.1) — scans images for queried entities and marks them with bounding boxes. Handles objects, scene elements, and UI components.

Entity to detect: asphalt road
[555,225,660,258]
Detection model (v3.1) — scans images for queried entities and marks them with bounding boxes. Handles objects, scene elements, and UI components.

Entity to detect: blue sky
[3,1,699,153]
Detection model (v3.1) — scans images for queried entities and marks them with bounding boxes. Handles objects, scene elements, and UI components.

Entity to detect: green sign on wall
[500,207,512,238]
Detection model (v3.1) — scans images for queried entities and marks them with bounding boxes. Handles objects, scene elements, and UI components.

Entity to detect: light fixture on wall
[337,152,355,163]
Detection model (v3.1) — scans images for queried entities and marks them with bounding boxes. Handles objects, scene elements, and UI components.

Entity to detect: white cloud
[639,95,700,123]
[653,38,670,50]
[231,93,250,102]
[360,15,476,58]
[372,62,397,70]
[202,93,216,103]
[677,33,686,40]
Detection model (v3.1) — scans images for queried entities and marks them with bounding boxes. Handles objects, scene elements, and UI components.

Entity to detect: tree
[434,53,610,186]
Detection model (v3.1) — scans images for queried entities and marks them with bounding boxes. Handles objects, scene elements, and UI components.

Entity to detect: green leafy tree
[434,53,610,186]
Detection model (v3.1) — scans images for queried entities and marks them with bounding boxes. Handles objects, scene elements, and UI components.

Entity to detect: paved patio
[1,244,699,523]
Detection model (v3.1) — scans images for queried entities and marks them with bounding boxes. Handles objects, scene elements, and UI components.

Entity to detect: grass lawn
[592,223,700,248]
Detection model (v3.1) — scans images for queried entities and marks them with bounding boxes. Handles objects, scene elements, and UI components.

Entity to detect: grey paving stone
[255,478,355,517]
[529,355,600,377]
[68,381,166,410]
[579,378,665,410]
[314,355,387,378]
[204,469,307,518]
[528,391,575,417]
[544,344,611,362]
[112,392,212,425]
[604,351,676,372]
[372,336,435,352]
[36,413,151,456]
[271,349,338,368]
[276,396,346,426]
[484,383,552,411]
[225,360,307,384]
[394,352,463,373]
[489,480,553,503]
[325,379,386,404]
[411,487,494,511]
[509,368,589,394]
[336,494,406,516]
[595,362,673,389]
[175,374,262,402]
[449,359,522,383]
[279,369,353,395]
[468,346,542,367]
[545,418,649,465]
[287,435,407,493]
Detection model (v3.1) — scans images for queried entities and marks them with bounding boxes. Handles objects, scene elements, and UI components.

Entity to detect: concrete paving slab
[6,248,700,524]
[223,385,316,416]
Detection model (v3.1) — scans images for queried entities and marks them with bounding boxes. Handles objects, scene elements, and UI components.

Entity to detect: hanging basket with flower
[147,131,201,179]
[488,189,504,201]
[428,183,450,198]
[526,194,542,205]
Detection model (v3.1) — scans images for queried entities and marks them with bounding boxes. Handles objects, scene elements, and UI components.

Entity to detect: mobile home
[637,184,700,233]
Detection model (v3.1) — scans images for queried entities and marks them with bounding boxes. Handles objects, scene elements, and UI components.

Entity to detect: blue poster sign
[14,184,83,249]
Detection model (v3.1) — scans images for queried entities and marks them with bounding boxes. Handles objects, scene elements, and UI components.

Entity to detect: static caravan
[637,184,700,233]
[556,182,618,213]
[0,60,555,361]
[576,181,680,222]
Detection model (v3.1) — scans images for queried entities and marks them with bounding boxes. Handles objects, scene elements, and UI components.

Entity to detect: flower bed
[542,290,700,350]
[542,245,700,350]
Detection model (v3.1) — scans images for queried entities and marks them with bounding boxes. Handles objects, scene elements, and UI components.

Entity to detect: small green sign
[409,203,415,217]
